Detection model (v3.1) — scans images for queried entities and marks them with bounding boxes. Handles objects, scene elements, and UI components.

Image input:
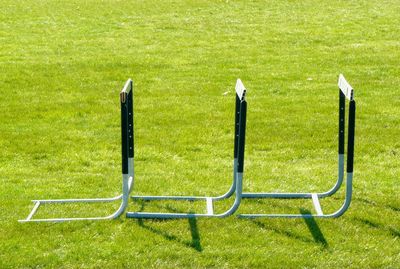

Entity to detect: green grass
[1,0,399,268]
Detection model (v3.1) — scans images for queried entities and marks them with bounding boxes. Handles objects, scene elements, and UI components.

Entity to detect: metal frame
[19,79,135,222]
[19,75,356,222]
[126,79,248,219]
[238,74,356,218]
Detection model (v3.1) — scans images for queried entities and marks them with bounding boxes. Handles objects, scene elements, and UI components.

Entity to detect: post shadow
[300,208,328,248]
[353,217,400,239]
[134,200,203,252]
[250,219,314,244]
[188,217,202,251]
[354,197,400,213]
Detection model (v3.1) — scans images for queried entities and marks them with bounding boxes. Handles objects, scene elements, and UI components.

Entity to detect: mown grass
[1,0,399,268]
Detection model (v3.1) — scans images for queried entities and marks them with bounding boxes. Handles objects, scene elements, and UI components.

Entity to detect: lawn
[0,0,399,268]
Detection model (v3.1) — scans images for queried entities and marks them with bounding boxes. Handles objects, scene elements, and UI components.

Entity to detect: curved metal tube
[317,154,345,198]
[237,172,353,219]
[19,159,134,223]
[131,158,238,202]
[126,172,243,219]
[242,154,345,199]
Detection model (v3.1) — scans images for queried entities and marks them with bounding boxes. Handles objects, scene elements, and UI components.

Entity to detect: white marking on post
[206,197,213,215]
[311,193,323,216]
[338,74,354,100]
[235,79,246,100]
[122,78,133,94]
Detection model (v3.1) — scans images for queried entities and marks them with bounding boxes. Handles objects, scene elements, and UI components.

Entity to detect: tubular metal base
[238,173,353,219]
[242,154,345,199]
[127,173,244,219]
[19,162,133,223]
[131,159,238,202]
[18,194,124,223]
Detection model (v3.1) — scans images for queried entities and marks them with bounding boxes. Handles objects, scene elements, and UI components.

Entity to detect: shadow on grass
[251,219,314,244]
[300,208,328,248]
[354,197,400,213]
[250,208,329,249]
[133,201,203,252]
[353,217,400,239]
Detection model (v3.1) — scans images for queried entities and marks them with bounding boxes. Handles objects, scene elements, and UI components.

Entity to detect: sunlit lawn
[0,0,399,268]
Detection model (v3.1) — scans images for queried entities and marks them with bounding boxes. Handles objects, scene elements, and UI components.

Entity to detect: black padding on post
[237,100,247,173]
[346,101,356,173]
[128,87,134,158]
[339,90,346,154]
[121,98,129,174]
[234,95,240,159]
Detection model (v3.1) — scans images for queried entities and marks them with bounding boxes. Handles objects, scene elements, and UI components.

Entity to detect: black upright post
[339,90,346,155]
[234,94,241,160]
[127,84,134,158]
[237,100,247,173]
[121,94,129,174]
[346,101,356,173]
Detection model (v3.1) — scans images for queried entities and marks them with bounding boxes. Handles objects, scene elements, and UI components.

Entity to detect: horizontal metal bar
[242,192,314,199]
[126,212,211,219]
[131,195,209,201]
[18,216,118,223]
[31,195,123,204]
[237,213,328,219]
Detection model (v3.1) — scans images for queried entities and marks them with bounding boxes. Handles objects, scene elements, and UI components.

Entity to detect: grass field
[1,0,399,268]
